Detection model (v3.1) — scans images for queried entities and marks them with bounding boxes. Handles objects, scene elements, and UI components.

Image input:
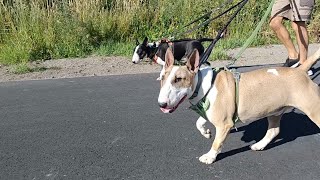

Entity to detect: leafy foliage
[0,0,319,64]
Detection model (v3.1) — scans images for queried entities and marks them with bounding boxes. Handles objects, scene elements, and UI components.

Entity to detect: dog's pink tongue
[160,108,173,113]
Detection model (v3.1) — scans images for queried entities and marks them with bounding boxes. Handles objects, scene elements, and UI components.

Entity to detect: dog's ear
[165,48,174,69]
[186,49,200,73]
[136,39,140,46]
[143,37,148,46]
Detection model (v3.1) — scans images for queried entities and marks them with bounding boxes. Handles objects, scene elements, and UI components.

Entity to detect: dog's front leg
[251,115,281,151]
[196,117,211,139]
[199,123,233,164]
[157,65,165,81]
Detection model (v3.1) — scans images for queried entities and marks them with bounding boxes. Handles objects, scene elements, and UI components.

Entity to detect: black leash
[174,0,244,39]
[170,38,214,43]
[198,0,249,67]
[182,0,235,29]
[167,0,235,39]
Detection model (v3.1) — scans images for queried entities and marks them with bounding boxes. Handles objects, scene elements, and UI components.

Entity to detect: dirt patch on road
[0,56,161,82]
[0,44,319,82]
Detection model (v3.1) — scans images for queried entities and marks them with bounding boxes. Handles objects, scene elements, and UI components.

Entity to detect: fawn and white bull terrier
[157,47,320,164]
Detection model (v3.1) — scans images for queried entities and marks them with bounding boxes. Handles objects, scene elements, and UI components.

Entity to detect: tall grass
[0,0,319,64]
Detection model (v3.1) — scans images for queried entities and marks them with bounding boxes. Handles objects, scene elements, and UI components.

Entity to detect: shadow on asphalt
[216,112,320,162]
[311,66,320,81]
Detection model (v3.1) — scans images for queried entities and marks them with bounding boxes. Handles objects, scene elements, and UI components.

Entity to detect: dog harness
[189,71,212,120]
[189,68,219,121]
[231,70,241,123]
[189,68,241,123]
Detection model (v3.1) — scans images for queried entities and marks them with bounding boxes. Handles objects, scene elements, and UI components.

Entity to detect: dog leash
[163,0,235,39]
[198,0,249,67]
[224,0,275,120]
[226,0,276,68]
[171,0,242,39]
[181,0,235,29]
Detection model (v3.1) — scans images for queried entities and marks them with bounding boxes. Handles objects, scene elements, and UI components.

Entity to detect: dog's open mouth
[160,95,187,113]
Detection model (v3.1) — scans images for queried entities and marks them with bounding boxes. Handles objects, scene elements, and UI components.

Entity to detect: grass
[0,0,319,64]
[95,41,134,57]
[9,63,48,74]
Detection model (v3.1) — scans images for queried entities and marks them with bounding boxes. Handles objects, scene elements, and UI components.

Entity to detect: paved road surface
[0,63,320,180]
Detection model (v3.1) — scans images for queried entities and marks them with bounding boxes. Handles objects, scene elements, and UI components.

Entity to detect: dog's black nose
[158,102,167,108]
[132,61,136,64]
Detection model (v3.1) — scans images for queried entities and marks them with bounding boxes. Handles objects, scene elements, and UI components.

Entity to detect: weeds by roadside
[9,63,61,74]
[0,0,319,64]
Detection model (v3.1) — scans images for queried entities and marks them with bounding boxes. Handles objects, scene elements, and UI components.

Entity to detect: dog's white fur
[267,69,279,76]
[132,42,159,64]
[131,46,141,63]
[158,47,320,164]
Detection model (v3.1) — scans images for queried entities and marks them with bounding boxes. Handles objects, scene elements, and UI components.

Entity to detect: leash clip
[233,71,240,81]
[230,68,240,81]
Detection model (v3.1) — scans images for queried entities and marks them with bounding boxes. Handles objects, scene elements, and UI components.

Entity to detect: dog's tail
[298,47,320,72]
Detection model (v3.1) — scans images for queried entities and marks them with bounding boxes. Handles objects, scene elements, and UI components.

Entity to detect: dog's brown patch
[161,66,195,89]
[173,67,195,88]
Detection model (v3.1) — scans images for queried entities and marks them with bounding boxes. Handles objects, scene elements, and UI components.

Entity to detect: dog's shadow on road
[216,111,320,162]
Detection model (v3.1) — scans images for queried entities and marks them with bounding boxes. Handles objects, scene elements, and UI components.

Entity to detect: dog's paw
[250,142,266,151]
[201,129,211,139]
[199,153,216,164]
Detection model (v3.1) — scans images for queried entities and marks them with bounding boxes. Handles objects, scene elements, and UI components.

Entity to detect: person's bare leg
[291,21,309,64]
[270,16,299,59]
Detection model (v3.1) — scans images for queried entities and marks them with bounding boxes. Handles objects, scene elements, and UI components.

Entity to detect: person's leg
[270,16,299,60]
[289,0,314,64]
[291,21,308,64]
[270,0,299,61]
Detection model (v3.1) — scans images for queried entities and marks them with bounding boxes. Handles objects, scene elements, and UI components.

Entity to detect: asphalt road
[0,64,320,180]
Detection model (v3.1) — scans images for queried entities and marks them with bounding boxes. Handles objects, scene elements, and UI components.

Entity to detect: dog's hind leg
[251,115,281,151]
[299,101,320,129]
[196,117,211,139]
[199,122,233,164]
[293,82,320,129]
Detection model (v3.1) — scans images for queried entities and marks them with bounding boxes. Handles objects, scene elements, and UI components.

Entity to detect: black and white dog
[132,37,160,64]
[132,37,213,80]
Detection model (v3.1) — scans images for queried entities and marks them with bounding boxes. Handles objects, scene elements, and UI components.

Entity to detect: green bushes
[0,0,319,64]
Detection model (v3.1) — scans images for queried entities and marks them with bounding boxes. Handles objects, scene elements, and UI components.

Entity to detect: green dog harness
[189,68,217,121]
[190,96,210,120]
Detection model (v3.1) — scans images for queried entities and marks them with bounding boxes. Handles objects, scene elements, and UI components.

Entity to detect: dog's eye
[175,77,182,83]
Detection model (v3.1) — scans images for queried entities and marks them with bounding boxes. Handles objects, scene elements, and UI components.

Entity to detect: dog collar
[152,55,158,64]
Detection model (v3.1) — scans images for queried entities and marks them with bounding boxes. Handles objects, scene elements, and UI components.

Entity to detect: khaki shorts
[271,0,314,21]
